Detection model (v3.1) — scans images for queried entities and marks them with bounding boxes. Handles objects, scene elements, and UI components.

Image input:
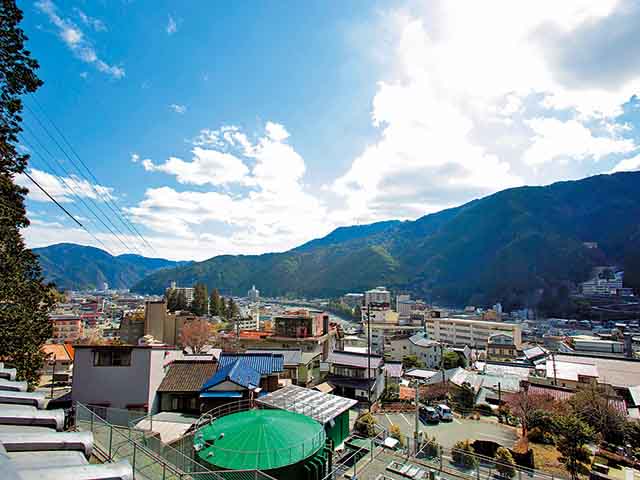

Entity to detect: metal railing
[75,402,277,480]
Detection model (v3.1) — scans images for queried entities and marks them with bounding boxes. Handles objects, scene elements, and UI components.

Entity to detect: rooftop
[257,384,357,424]
[327,350,383,369]
[157,361,218,393]
[555,354,640,388]
[218,352,284,375]
[246,348,302,366]
[0,373,132,479]
[544,359,599,382]
[195,409,325,470]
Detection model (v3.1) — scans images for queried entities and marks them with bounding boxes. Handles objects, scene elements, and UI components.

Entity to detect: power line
[25,109,139,252]
[19,132,129,254]
[29,98,156,254]
[20,170,112,253]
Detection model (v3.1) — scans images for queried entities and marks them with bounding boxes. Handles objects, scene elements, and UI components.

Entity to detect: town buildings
[50,313,84,343]
[364,286,391,307]
[486,333,517,360]
[247,285,260,302]
[326,350,385,402]
[166,281,195,306]
[71,344,184,412]
[425,317,523,349]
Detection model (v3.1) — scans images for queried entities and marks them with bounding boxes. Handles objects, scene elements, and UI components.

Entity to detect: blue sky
[17,0,640,260]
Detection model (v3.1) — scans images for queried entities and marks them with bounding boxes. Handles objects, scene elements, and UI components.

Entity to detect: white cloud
[74,8,107,32]
[128,122,332,253]
[16,168,114,204]
[166,15,178,35]
[169,104,187,114]
[523,118,635,166]
[130,153,140,163]
[142,148,250,186]
[331,0,640,222]
[35,0,124,79]
[609,154,640,173]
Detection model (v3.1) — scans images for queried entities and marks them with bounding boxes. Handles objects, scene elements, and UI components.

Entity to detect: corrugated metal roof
[257,384,357,424]
[201,360,260,391]
[218,352,284,374]
[384,362,404,378]
[246,348,302,366]
[326,350,383,369]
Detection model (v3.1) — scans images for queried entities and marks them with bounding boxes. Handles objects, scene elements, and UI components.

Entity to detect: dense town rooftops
[555,354,640,387]
[543,360,598,382]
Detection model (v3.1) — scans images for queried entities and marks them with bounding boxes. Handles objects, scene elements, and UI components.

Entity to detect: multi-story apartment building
[247,285,260,302]
[166,281,195,306]
[426,317,523,348]
[50,314,84,343]
[364,286,391,307]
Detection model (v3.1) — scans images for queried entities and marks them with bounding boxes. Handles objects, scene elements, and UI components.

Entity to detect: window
[93,349,132,367]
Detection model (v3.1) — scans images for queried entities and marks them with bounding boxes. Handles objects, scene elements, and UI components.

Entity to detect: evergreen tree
[209,288,221,316]
[0,0,54,387]
[192,283,208,316]
[165,288,178,311]
[555,414,593,480]
[219,297,227,319]
[176,290,188,311]
[227,297,239,319]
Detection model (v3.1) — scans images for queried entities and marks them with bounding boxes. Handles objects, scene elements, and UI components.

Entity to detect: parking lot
[375,412,518,449]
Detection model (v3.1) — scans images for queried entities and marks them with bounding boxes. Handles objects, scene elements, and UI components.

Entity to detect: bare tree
[179,319,212,354]
[505,388,556,437]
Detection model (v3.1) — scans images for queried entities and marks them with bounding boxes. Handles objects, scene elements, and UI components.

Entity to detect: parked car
[420,406,440,424]
[436,404,453,421]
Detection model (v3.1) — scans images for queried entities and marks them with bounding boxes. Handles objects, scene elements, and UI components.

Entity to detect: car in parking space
[420,406,440,424]
[436,404,453,421]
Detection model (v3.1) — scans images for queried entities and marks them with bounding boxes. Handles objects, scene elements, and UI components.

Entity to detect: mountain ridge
[33,243,190,290]
[131,172,640,306]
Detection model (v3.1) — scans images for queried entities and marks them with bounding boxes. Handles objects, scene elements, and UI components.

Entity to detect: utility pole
[367,303,372,410]
[50,355,56,399]
[414,380,421,455]
[551,352,558,386]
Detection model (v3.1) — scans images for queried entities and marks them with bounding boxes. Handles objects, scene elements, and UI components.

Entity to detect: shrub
[495,447,517,479]
[453,440,479,469]
[389,423,404,447]
[476,403,494,416]
[527,427,555,445]
[355,412,377,437]
[421,434,440,459]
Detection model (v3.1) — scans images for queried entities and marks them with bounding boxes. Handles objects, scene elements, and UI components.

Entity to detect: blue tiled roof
[218,352,284,375]
[201,360,261,391]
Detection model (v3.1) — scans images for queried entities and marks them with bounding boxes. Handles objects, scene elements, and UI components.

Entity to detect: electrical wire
[19,121,140,254]
[19,132,126,254]
[28,99,156,254]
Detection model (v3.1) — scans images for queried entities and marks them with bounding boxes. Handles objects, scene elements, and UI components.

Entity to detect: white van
[436,404,453,421]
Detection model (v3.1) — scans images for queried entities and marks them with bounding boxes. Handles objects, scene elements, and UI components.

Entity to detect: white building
[167,282,195,306]
[426,317,523,348]
[365,286,391,307]
[247,285,260,302]
[581,270,624,296]
[72,345,183,412]
[396,294,412,316]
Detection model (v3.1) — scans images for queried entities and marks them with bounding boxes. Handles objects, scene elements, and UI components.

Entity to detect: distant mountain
[33,243,189,291]
[129,171,640,307]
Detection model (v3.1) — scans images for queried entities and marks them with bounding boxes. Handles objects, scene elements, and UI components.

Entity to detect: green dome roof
[196,409,326,471]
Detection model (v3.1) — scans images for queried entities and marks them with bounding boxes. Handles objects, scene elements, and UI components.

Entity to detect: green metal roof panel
[196,409,325,471]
